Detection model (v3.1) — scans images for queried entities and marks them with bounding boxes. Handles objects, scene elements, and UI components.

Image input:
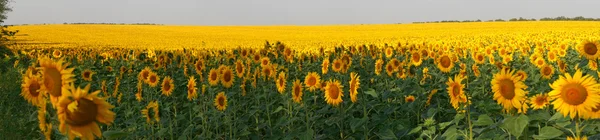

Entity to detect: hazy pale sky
[5,0,600,25]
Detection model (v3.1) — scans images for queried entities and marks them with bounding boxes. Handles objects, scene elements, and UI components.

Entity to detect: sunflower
[473,52,486,64]
[220,66,234,88]
[540,64,555,79]
[138,67,152,81]
[491,69,528,113]
[411,51,422,66]
[446,75,467,110]
[304,72,321,92]
[385,62,395,76]
[53,49,62,58]
[385,47,394,58]
[548,70,600,119]
[260,57,270,67]
[276,72,286,94]
[39,58,76,107]
[472,65,481,77]
[187,76,198,101]
[322,58,330,74]
[215,92,227,111]
[292,79,303,103]
[374,58,384,75]
[253,53,262,63]
[405,95,415,103]
[235,60,245,78]
[567,136,588,140]
[324,79,344,107]
[534,57,546,68]
[437,54,453,73]
[332,58,343,73]
[22,72,45,107]
[515,70,528,81]
[529,94,549,110]
[548,51,558,62]
[194,59,205,75]
[349,72,360,103]
[81,69,94,81]
[577,40,600,60]
[146,72,160,87]
[141,101,159,124]
[161,76,174,96]
[262,65,275,80]
[588,60,598,71]
[57,84,115,140]
[208,68,219,86]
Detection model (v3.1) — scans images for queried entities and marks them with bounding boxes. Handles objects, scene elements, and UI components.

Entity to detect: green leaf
[532,126,564,139]
[300,128,314,140]
[272,106,284,114]
[365,88,378,98]
[408,126,422,135]
[549,113,567,122]
[438,121,452,130]
[453,114,465,125]
[102,130,129,139]
[377,129,397,140]
[442,126,459,140]
[500,114,529,138]
[473,114,494,126]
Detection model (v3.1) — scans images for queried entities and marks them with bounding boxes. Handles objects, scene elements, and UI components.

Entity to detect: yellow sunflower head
[276,72,287,94]
[385,62,395,76]
[220,66,234,88]
[21,73,46,107]
[567,136,588,140]
[146,72,160,87]
[324,79,344,107]
[39,57,75,108]
[235,60,245,78]
[208,68,220,86]
[405,95,416,103]
[446,75,467,110]
[57,84,115,140]
[141,101,160,124]
[322,58,330,74]
[194,59,204,75]
[437,53,453,73]
[578,40,600,60]
[260,57,270,67]
[548,70,600,119]
[529,94,549,110]
[491,69,528,114]
[411,51,422,66]
[81,69,94,82]
[385,47,393,58]
[292,79,303,103]
[332,59,343,73]
[187,76,198,101]
[304,72,321,92]
[540,64,555,79]
[138,67,152,81]
[161,76,174,96]
[214,92,228,111]
[374,59,384,75]
[349,72,360,103]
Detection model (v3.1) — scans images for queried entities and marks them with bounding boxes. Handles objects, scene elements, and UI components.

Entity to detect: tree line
[412,16,600,24]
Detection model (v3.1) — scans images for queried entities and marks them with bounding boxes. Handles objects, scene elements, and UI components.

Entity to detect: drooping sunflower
[21,72,45,107]
[332,58,343,73]
[146,72,160,87]
[220,66,234,88]
[411,51,422,66]
[437,54,454,73]
[446,75,467,110]
[235,60,245,78]
[57,84,115,140]
[214,92,227,111]
[540,64,555,79]
[491,69,528,113]
[276,72,287,94]
[374,58,384,75]
[322,58,330,74]
[515,70,528,81]
[187,76,198,101]
[405,95,415,103]
[194,59,205,75]
[324,79,344,107]
[81,69,94,81]
[292,79,303,103]
[349,72,360,103]
[141,101,159,124]
[161,76,174,96]
[39,58,76,107]
[548,70,600,119]
[208,68,219,86]
[529,94,549,110]
[577,40,600,60]
[472,64,481,77]
[304,72,321,92]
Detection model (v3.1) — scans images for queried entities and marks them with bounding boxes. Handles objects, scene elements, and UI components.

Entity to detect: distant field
[9,21,600,51]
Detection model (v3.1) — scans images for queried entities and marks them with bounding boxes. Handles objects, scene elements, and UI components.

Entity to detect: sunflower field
[3,22,600,140]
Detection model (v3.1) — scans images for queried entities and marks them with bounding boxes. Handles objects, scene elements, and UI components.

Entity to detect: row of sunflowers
[10,38,600,139]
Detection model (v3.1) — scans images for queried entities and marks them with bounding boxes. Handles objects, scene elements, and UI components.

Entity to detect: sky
[5,0,600,25]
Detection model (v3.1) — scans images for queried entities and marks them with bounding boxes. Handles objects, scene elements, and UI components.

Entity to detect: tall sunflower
[220,66,234,88]
[276,72,287,94]
[39,58,75,107]
[292,79,303,103]
[187,76,198,101]
[437,53,453,73]
[540,64,555,79]
[22,72,46,107]
[446,75,467,110]
[349,72,360,103]
[57,84,115,140]
[161,76,174,96]
[548,70,600,119]
[215,92,227,111]
[491,69,528,113]
[324,79,344,107]
[529,94,549,110]
[304,72,321,92]
[81,69,94,81]
[146,72,160,87]
[577,40,600,60]
[208,68,219,86]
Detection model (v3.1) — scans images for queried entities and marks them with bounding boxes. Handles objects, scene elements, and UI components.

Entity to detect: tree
[0,0,15,73]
